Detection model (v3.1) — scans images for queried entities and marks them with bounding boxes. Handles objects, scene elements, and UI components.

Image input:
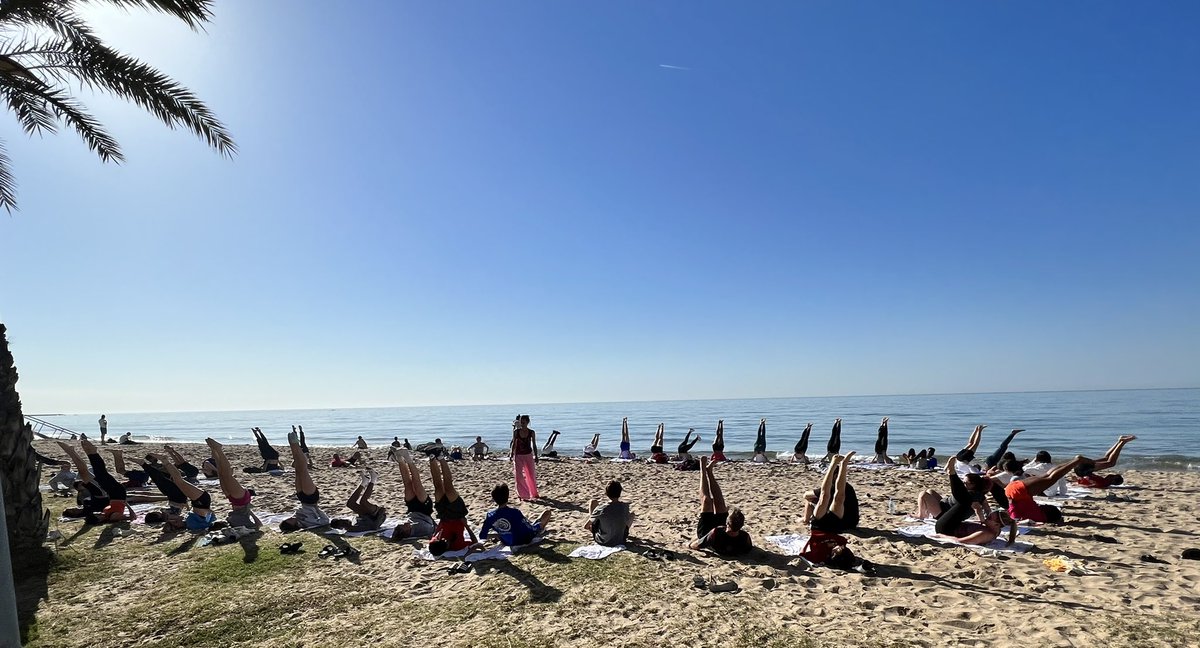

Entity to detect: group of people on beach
[40,414,1135,568]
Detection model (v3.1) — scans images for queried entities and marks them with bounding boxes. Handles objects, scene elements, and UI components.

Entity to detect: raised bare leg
[205,438,248,501]
[813,454,842,519]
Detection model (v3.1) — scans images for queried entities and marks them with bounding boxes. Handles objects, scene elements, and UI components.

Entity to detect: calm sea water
[31,389,1200,470]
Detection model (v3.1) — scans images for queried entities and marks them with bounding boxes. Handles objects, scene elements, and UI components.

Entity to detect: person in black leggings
[752,419,767,461]
[984,429,1024,470]
[807,451,857,532]
[871,417,893,464]
[711,420,727,462]
[246,427,282,473]
[821,419,842,462]
[934,457,1017,545]
[792,423,813,464]
[294,425,315,469]
[677,428,700,458]
[142,455,217,531]
[58,439,131,523]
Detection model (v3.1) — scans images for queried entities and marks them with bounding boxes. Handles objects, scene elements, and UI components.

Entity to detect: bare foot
[80,438,97,454]
[1011,429,1025,434]
[844,451,857,463]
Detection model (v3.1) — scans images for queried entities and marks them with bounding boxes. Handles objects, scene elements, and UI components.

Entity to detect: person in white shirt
[1023,451,1069,497]
[98,415,108,443]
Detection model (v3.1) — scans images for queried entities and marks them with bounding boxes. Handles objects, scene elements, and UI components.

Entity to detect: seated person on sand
[820,418,843,463]
[1004,454,1090,524]
[354,436,369,450]
[480,483,552,547]
[47,461,78,495]
[583,433,603,460]
[385,451,438,542]
[541,430,560,459]
[586,480,633,547]
[619,418,636,460]
[649,424,668,464]
[245,427,284,474]
[118,432,139,445]
[688,457,752,556]
[711,420,728,463]
[331,469,389,533]
[449,446,465,461]
[57,439,134,524]
[469,436,490,460]
[870,417,894,464]
[427,457,480,556]
[930,456,1017,546]
[792,423,813,464]
[804,452,860,533]
[677,428,701,461]
[142,453,217,531]
[1073,435,1135,488]
[924,447,938,468]
[204,438,262,529]
[915,460,996,521]
[1023,451,1068,497]
[751,418,768,463]
[280,431,332,531]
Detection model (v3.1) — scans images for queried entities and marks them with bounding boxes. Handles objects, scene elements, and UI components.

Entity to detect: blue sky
[3,1,1198,413]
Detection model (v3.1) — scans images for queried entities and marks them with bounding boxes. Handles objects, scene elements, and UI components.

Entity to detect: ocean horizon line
[27,384,1199,418]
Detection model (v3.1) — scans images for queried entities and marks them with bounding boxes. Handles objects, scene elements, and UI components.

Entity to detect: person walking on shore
[510,414,540,501]
[98,414,108,444]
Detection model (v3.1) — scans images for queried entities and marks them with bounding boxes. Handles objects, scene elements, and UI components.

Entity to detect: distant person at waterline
[354,435,368,450]
[751,418,768,463]
[118,431,138,445]
[98,414,107,444]
[542,430,560,458]
[469,436,489,460]
[870,417,893,464]
[792,423,813,464]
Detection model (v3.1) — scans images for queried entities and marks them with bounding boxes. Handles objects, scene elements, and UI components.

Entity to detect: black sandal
[318,544,338,558]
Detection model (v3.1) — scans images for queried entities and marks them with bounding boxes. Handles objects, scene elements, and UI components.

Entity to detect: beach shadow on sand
[531,496,586,513]
[873,563,1110,613]
[14,546,53,645]
[482,560,564,603]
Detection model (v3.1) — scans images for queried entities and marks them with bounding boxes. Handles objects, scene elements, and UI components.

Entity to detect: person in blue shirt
[479,483,552,547]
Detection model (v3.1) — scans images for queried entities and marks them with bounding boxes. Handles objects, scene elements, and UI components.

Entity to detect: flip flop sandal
[341,547,360,559]
[1140,554,1169,564]
[644,550,662,560]
[318,545,339,558]
[708,580,739,593]
[280,542,304,555]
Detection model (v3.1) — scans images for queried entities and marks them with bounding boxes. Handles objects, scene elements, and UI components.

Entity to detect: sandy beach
[20,439,1200,648]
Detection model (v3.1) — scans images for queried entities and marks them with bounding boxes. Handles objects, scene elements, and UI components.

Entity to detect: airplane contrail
[658,64,691,70]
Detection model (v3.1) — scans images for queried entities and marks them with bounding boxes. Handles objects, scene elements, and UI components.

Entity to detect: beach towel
[568,544,625,560]
[260,512,327,532]
[896,522,1033,553]
[413,537,544,562]
[128,503,164,525]
[607,458,636,463]
[324,522,398,538]
[765,534,811,556]
[850,462,897,471]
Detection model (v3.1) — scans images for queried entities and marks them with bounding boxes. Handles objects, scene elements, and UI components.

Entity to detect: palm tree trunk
[0,323,47,551]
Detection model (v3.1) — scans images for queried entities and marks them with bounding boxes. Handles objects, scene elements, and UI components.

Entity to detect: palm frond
[0,1,100,44]
[1,75,122,162]
[0,79,57,135]
[80,0,215,30]
[0,139,18,213]
[71,42,236,156]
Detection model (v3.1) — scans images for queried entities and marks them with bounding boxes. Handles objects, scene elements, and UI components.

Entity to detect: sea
[29,388,1200,471]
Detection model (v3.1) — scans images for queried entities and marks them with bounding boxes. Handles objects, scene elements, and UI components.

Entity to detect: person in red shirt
[649,423,668,464]
[710,420,728,463]
[1005,455,1089,524]
[1074,435,1136,488]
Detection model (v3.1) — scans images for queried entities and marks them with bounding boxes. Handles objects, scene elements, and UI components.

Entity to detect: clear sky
[3,1,1198,413]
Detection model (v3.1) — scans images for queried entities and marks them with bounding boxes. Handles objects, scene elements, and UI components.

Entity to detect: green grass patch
[1102,615,1200,648]
[185,541,297,584]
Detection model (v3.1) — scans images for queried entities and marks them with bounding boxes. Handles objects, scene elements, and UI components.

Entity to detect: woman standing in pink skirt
[510,414,540,501]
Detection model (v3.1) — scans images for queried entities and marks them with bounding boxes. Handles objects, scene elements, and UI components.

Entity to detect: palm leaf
[0,139,18,212]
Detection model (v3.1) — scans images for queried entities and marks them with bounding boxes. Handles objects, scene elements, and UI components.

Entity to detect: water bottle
[887,497,896,514]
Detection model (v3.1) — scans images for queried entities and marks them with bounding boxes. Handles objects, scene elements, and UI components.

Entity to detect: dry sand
[23,439,1200,648]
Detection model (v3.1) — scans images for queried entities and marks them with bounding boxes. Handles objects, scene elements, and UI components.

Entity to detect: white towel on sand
[765,534,811,556]
[324,523,397,538]
[413,537,543,562]
[568,544,625,559]
[896,522,1033,553]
